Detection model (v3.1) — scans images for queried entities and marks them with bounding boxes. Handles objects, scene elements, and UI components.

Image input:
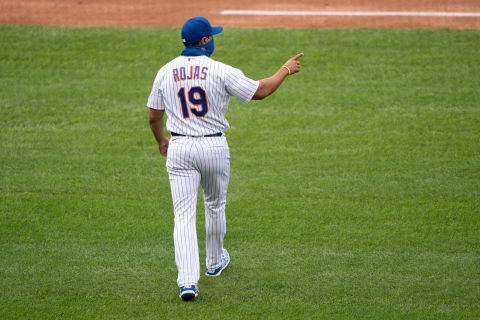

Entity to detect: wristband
[282,65,291,75]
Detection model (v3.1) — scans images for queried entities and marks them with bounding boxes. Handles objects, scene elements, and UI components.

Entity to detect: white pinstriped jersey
[147,56,259,136]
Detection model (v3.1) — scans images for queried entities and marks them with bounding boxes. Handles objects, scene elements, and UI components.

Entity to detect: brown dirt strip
[1,0,479,29]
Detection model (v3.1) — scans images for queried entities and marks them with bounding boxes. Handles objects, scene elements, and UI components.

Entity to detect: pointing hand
[282,53,304,75]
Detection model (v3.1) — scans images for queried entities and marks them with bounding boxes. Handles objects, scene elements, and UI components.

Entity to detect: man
[147,16,303,301]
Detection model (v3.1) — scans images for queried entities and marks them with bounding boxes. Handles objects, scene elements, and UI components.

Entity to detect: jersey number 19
[178,87,209,119]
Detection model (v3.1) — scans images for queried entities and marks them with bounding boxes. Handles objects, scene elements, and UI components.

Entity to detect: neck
[181,39,214,57]
[181,45,210,57]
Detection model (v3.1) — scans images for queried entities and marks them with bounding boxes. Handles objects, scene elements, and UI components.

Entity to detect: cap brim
[211,26,223,36]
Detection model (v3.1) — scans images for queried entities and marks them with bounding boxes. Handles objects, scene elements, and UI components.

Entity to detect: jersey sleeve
[146,76,165,110]
[225,65,259,104]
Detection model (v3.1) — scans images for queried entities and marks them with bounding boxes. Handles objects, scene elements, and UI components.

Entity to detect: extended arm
[148,108,169,156]
[252,53,304,100]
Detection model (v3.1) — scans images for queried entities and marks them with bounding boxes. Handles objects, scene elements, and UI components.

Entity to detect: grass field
[1,25,479,319]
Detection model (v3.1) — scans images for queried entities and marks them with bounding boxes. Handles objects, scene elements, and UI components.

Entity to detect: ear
[199,36,211,45]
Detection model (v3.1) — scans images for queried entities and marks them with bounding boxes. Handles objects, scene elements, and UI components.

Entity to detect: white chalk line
[220,10,480,17]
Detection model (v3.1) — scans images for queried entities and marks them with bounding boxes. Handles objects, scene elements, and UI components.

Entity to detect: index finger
[293,53,304,60]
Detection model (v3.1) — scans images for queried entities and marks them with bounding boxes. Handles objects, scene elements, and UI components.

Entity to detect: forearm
[149,119,167,144]
[148,108,169,157]
[148,108,167,143]
[253,68,289,100]
[252,53,303,100]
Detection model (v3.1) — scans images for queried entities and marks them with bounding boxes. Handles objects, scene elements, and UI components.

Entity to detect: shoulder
[208,57,244,74]
[197,56,225,68]
[153,56,182,81]
[202,57,245,78]
[208,57,237,70]
[159,56,182,72]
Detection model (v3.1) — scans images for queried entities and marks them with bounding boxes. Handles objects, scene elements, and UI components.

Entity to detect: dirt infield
[1,0,479,29]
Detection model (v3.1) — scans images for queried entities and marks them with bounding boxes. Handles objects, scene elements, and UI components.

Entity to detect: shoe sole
[179,290,198,301]
[205,257,230,277]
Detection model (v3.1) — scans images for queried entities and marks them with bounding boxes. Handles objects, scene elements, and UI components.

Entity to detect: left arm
[148,108,169,157]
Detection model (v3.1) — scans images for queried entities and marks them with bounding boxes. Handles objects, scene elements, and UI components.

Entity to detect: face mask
[181,37,215,57]
[203,38,214,56]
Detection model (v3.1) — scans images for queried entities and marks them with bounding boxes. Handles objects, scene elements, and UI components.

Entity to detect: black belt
[171,132,222,137]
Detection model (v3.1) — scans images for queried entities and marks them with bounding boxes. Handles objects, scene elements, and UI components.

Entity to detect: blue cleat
[205,248,230,277]
[179,285,198,301]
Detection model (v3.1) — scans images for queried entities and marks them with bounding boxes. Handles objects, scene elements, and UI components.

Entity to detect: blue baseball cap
[181,17,223,44]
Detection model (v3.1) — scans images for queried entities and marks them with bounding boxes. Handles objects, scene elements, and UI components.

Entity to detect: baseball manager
[147,16,303,301]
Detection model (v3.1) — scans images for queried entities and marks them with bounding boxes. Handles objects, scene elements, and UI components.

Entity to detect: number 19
[177,87,209,119]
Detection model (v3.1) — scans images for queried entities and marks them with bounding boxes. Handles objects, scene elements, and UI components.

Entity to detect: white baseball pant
[166,135,230,287]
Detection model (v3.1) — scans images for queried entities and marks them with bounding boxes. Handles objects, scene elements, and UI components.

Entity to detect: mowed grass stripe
[1,25,479,319]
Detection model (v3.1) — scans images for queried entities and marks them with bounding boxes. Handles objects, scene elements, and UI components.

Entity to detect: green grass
[1,25,479,319]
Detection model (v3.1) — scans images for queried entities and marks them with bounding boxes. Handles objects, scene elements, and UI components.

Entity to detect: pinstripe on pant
[166,135,230,287]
